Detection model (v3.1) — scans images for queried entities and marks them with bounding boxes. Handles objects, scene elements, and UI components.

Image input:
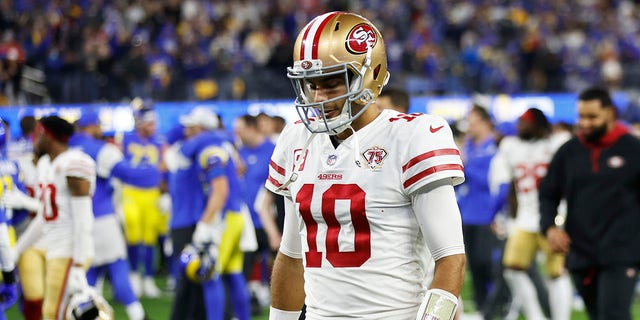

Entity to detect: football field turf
[5,275,640,319]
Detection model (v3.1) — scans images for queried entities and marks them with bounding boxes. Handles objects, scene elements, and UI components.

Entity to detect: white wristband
[415,288,458,320]
[268,306,302,320]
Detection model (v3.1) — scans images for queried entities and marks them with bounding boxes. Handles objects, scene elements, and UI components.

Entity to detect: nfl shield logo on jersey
[362,146,388,170]
[327,154,337,166]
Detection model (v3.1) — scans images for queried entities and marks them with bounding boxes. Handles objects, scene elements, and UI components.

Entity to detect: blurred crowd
[1,0,640,105]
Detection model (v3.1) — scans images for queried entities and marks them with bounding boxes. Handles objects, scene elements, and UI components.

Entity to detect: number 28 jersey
[266,110,464,319]
[36,149,96,259]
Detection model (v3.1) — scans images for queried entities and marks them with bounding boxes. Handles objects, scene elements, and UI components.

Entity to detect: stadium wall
[0,93,630,138]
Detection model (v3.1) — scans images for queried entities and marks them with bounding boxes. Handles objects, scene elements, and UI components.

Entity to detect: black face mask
[584,123,608,143]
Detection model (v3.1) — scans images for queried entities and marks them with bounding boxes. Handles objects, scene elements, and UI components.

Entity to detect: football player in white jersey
[489,108,572,320]
[11,116,96,320]
[266,12,466,320]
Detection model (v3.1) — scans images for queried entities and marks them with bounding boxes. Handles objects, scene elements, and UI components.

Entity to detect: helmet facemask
[288,49,376,135]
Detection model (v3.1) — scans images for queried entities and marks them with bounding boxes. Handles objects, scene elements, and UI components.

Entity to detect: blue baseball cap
[77,110,100,127]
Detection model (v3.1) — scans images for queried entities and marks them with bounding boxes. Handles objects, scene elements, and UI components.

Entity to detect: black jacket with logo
[539,123,640,270]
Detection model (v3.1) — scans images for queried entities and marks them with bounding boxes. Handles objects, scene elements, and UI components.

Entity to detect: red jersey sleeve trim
[402,148,461,172]
[403,164,464,189]
[270,160,286,176]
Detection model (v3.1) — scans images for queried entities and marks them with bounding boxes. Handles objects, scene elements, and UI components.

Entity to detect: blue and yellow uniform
[0,157,24,243]
[121,131,165,245]
[238,138,275,284]
[120,128,166,295]
[0,130,31,319]
[180,131,245,274]
[0,162,18,320]
[170,130,249,320]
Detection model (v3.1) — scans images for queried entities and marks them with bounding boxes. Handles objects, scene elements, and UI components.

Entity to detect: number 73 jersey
[266,110,464,318]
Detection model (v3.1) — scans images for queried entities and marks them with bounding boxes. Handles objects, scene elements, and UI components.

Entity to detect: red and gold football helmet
[288,12,390,135]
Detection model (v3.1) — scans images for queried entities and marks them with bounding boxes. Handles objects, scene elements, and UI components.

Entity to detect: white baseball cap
[179,107,219,130]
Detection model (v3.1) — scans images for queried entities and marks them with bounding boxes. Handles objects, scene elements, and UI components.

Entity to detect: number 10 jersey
[266,110,464,319]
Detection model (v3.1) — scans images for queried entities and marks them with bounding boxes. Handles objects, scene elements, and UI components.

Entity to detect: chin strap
[348,125,362,168]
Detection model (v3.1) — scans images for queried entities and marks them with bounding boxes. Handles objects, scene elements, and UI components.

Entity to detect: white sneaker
[143,277,161,298]
[129,272,142,298]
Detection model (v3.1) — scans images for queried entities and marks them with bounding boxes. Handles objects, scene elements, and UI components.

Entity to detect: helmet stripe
[299,16,317,60]
[300,11,340,60]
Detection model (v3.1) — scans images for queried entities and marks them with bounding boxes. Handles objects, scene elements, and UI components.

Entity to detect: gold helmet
[288,12,390,135]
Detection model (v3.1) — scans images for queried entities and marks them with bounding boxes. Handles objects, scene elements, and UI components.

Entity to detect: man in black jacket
[539,86,640,320]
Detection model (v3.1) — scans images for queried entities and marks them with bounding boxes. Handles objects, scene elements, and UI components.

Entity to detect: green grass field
[6,274,640,319]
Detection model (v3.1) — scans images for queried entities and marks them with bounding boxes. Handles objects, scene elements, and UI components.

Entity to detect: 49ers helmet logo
[346,23,377,54]
[301,60,313,70]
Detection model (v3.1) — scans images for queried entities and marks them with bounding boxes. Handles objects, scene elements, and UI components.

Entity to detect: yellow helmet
[288,12,390,135]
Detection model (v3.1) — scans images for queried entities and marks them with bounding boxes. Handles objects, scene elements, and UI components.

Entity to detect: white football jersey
[14,154,49,250]
[489,135,567,232]
[266,110,464,319]
[36,149,96,259]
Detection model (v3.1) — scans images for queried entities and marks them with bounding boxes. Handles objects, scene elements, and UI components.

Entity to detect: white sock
[504,292,522,320]
[94,275,105,295]
[126,301,145,320]
[548,274,572,320]
[504,269,546,320]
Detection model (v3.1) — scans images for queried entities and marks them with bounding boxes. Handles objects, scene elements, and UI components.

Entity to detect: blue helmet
[179,244,217,283]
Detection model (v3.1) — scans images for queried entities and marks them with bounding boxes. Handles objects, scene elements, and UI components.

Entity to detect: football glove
[1,189,40,212]
[192,221,223,249]
[67,266,88,295]
[158,193,172,214]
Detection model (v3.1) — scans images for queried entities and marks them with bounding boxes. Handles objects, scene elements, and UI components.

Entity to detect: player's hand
[158,193,172,214]
[546,227,570,254]
[192,221,217,249]
[1,189,40,212]
[0,283,18,310]
[67,266,88,294]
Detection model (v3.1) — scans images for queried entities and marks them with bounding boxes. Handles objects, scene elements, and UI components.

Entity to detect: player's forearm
[271,252,305,311]
[14,214,44,258]
[201,176,228,223]
[256,190,281,248]
[430,253,466,297]
[71,196,94,264]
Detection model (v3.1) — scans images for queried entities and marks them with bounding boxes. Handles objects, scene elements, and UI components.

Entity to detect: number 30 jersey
[36,149,96,259]
[266,109,464,319]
